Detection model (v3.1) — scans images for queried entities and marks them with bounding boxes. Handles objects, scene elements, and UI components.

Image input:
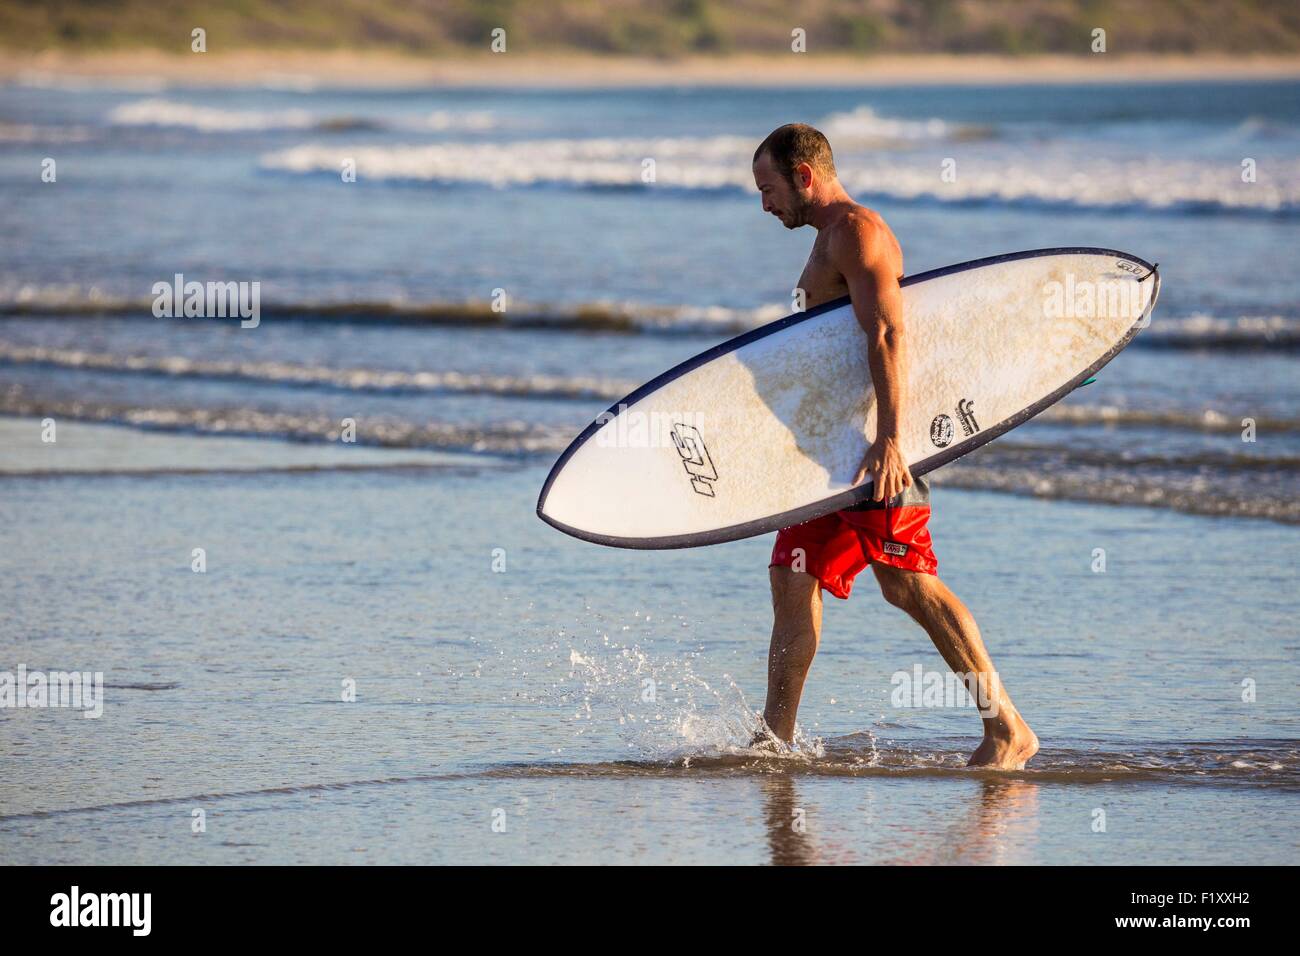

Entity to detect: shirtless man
[751,124,1038,769]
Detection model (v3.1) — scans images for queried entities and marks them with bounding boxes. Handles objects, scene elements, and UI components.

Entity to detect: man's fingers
[861,446,912,501]
[883,470,902,502]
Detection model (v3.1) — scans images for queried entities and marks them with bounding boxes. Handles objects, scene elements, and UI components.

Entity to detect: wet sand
[5,50,1300,89]
[0,419,1295,864]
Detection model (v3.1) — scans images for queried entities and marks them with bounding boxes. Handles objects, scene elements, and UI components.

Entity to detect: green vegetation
[2,0,1298,55]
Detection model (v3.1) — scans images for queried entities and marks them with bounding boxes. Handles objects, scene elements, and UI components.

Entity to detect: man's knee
[874,564,926,613]
[770,565,819,611]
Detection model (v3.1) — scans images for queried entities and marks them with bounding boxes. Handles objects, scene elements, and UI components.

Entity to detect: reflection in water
[759,774,1041,865]
[760,776,818,866]
[937,779,1041,865]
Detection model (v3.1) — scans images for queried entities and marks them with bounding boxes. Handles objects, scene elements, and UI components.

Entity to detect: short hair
[753,124,836,184]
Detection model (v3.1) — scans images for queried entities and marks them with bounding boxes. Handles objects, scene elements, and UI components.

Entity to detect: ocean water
[0,78,1297,864]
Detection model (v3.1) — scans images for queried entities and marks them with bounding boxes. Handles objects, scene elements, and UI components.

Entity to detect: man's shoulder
[826,207,899,269]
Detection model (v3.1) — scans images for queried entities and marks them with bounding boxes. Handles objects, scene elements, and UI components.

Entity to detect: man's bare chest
[796,245,849,309]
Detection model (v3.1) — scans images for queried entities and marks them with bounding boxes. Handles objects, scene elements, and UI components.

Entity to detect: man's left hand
[852,435,913,502]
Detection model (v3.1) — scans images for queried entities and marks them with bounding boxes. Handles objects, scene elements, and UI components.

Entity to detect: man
[751,124,1038,769]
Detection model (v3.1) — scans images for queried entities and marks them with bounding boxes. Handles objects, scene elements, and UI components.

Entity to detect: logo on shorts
[956,398,980,437]
[670,423,718,497]
[883,541,908,557]
[930,414,954,448]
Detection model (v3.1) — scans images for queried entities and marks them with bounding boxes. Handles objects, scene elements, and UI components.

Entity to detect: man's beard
[783,191,813,229]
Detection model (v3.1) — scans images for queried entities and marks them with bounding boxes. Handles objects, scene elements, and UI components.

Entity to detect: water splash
[523,610,824,762]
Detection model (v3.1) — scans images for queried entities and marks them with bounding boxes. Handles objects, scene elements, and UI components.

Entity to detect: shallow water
[2,80,1300,522]
[0,423,1295,864]
[1,78,1297,863]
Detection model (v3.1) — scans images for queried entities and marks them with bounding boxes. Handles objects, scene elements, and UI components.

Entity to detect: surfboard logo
[930,414,954,448]
[957,398,980,437]
[670,423,718,497]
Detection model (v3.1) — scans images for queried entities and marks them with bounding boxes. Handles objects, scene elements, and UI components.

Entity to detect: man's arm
[832,221,913,502]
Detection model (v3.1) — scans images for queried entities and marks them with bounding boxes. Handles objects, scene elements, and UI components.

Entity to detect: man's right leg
[762,566,823,743]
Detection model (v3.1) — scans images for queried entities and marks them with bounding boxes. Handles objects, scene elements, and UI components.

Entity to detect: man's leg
[872,563,1039,769]
[762,566,824,743]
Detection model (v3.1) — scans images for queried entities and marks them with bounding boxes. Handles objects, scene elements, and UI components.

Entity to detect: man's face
[752,151,810,229]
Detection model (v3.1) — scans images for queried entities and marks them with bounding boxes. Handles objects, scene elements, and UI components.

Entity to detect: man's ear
[795,162,815,191]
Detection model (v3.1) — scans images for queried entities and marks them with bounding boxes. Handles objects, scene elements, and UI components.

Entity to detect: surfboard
[538,247,1159,549]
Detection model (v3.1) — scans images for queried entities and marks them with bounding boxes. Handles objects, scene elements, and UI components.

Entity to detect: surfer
[751,123,1039,769]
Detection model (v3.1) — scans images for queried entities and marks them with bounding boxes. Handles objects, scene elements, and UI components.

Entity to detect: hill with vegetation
[3,0,1299,56]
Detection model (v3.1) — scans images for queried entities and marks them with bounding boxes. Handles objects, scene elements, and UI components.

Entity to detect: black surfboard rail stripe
[537,247,1160,550]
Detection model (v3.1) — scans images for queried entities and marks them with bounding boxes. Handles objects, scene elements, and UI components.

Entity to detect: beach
[0,419,1295,864]
[1,69,1297,865]
[5,51,1300,90]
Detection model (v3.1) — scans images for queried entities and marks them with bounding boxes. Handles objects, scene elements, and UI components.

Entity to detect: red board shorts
[769,477,937,599]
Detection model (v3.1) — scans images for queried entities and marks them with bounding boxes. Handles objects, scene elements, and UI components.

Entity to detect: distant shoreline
[4,50,1300,89]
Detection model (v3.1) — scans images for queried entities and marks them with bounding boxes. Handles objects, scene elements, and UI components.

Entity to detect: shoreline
[4,50,1300,89]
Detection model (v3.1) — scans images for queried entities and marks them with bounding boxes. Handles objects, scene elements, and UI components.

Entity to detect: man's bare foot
[747,715,786,753]
[967,713,1039,770]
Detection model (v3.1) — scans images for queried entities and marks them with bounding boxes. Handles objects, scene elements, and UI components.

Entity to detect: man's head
[752,123,838,229]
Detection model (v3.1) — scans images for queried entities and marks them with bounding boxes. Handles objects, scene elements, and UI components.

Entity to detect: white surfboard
[538,247,1159,549]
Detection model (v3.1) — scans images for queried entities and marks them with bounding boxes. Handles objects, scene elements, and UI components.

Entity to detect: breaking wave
[0,288,781,334]
[260,133,1300,215]
[108,97,499,134]
[0,343,635,401]
[0,393,568,456]
[5,344,1299,438]
[2,389,1295,522]
[1,287,1296,349]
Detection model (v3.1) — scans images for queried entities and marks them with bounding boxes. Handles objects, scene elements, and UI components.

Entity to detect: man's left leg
[872,563,1039,769]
